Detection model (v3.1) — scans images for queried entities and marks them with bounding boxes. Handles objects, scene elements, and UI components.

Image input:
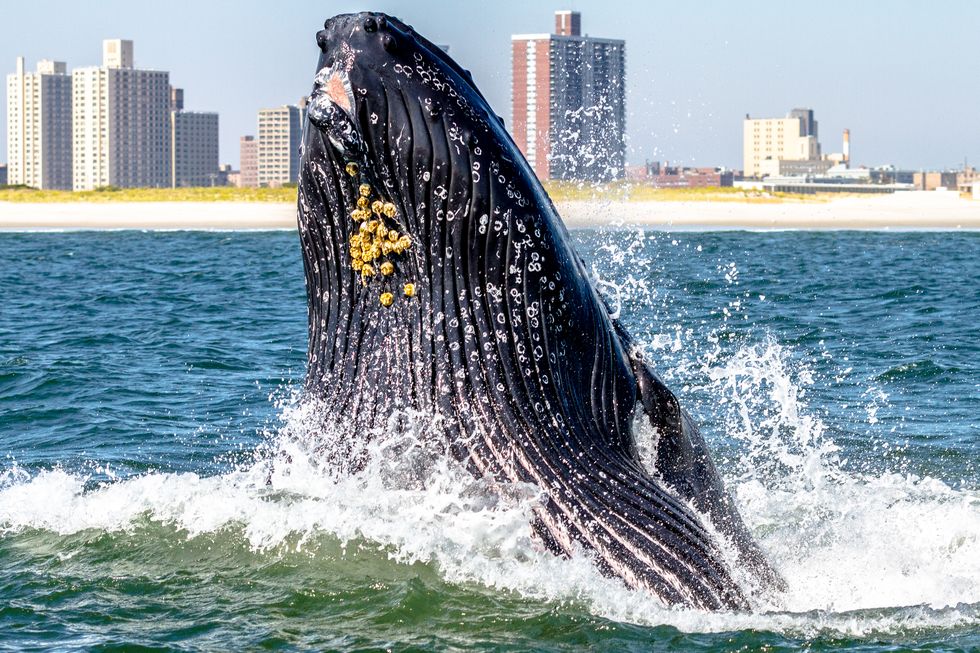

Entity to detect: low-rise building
[216,163,233,186]
[0,163,7,185]
[627,161,733,187]
[757,158,835,177]
[913,171,958,191]
[956,166,979,193]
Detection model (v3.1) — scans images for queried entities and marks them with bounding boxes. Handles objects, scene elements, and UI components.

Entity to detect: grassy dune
[0,183,818,204]
[542,181,819,203]
[0,185,298,203]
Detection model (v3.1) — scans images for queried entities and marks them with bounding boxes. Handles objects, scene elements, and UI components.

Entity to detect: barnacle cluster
[345,164,415,306]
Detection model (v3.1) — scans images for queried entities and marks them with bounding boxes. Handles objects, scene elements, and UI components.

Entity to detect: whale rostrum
[297,12,785,610]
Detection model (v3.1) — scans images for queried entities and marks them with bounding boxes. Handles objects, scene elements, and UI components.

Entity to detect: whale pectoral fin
[629,351,787,594]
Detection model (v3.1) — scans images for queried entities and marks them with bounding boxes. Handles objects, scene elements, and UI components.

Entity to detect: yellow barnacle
[382,202,397,218]
[387,230,399,242]
[359,183,371,197]
[356,196,369,209]
[352,258,364,271]
[359,221,371,234]
[349,233,362,246]
[349,245,361,258]
[345,162,359,177]
[376,223,389,239]
[361,263,375,277]
[403,283,416,298]
[398,235,412,249]
[367,219,380,233]
[379,292,394,307]
[380,261,394,276]
[382,241,394,255]
[371,200,384,215]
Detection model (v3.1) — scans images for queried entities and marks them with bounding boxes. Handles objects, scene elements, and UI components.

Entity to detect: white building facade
[6,57,73,189]
[72,40,171,191]
[257,104,305,187]
[743,109,822,178]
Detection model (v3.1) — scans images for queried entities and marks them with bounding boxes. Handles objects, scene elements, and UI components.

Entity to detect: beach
[1,191,979,230]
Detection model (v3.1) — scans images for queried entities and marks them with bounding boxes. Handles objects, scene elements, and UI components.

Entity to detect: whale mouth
[304,57,416,308]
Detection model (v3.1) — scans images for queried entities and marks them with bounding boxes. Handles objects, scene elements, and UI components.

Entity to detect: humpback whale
[298,12,783,610]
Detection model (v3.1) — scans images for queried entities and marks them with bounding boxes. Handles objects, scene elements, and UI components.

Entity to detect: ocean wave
[2,341,978,639]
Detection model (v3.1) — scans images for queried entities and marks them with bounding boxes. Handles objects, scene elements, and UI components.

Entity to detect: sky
[2,0,979,171]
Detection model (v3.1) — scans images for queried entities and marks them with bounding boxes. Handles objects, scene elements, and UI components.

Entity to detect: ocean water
[0,228,977,652]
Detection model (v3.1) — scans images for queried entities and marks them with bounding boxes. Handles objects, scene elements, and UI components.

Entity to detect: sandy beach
[1,191,979,231]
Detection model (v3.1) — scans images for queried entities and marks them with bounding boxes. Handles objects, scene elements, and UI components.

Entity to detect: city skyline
[2,0,979,172]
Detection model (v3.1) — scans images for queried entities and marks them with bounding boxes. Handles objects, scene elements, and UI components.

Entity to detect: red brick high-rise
[511,11,626,182]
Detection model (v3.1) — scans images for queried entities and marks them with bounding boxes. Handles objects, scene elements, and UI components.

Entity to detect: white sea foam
[2,338,978,638]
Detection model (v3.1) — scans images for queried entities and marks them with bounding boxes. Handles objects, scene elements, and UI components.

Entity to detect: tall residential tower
[257,102,305,187]
[72,39,171,191]
[511,11,626,182]
[6,57,72,189]
[169,88,220,187]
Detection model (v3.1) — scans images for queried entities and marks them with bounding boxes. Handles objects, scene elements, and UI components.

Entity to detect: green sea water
[0,229,977,651]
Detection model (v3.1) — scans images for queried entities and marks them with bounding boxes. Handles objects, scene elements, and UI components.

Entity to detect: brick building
[511,11,626,182]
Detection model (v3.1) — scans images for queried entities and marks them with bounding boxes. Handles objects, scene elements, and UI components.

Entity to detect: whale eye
[316,31,328,51]
[364,17,378,32]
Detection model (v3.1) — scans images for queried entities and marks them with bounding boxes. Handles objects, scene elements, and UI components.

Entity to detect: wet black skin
[298,12,784,610]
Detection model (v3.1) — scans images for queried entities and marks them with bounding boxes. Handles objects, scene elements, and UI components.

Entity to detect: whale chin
[296,11,784,610]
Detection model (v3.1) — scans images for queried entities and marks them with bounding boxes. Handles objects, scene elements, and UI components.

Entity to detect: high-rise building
[257,103,305,187]
[743,109,823,178]
[169,87,219,187]
[72,39,171,191]
[6,57,73,189]
[511,11,626,182]
[171,112,219,187]
[239,135,258,188]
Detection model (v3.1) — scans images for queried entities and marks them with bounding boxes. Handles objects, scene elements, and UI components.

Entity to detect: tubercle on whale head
[306,13,439,308]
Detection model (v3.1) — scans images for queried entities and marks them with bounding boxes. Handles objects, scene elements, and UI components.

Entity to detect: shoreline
[2,192,979,231]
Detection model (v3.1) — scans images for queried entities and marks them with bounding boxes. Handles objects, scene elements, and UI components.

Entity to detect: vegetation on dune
[0,182,820,204]
[0,185,298,203]
[542,181,821,203]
